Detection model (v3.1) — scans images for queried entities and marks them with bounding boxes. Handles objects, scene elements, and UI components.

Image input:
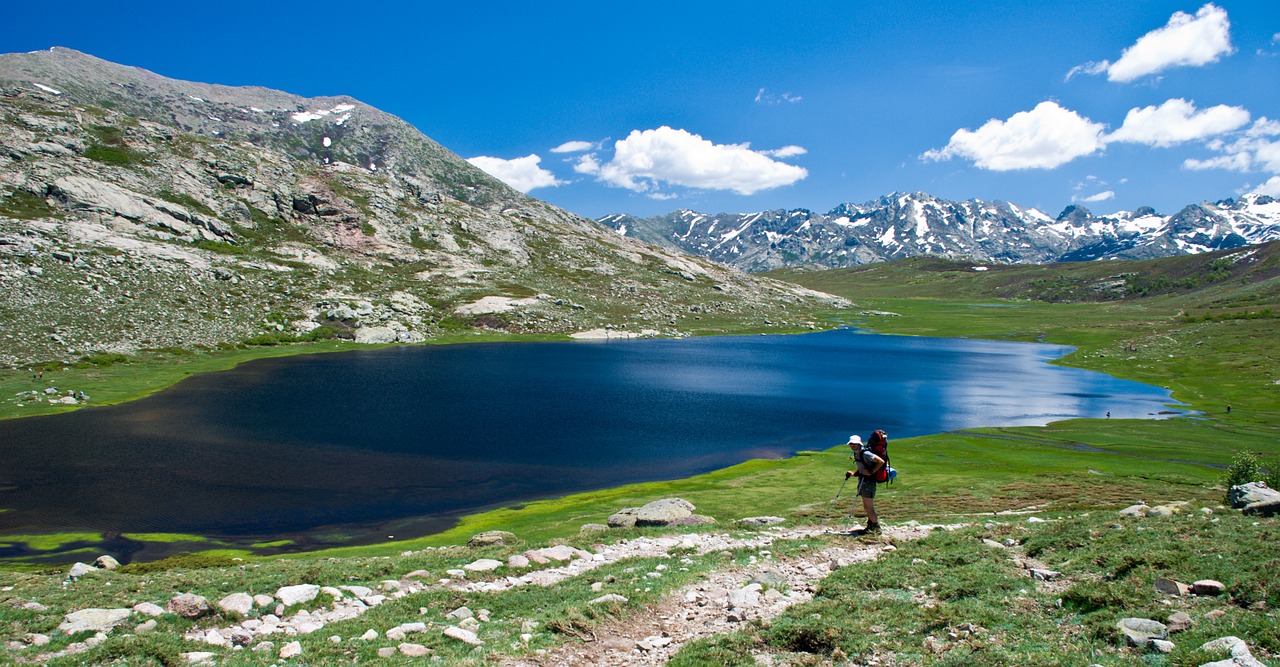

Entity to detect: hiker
[845,430,889,533]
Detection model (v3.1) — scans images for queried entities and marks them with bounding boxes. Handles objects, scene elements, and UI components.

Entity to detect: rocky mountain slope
[0,48,842,369]
[600,192,1280,272]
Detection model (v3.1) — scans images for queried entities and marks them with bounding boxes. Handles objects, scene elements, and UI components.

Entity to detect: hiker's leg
[862,496,877,524]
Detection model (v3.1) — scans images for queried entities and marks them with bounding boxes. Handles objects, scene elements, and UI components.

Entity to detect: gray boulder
[94,555,121,570]
[67,562,98,579]
[275,584,319,607]
[1228,482,1280,509]
[217,593,254,616]
[167,593,211,619]
[467,531,517,548]
[58,608,132,634]
[633,498,696,527]
[1198,636,1268,667]
[1154,577,1189,597]
[1117,618,1167,647]
[668,514,716,526]
[607,508,639,528]
[1192,580,1225,596]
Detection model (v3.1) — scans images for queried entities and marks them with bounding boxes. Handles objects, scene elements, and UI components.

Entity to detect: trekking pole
[823,476,850,526]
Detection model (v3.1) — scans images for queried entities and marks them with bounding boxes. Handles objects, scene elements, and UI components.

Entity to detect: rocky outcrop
[1228,482,1280,516]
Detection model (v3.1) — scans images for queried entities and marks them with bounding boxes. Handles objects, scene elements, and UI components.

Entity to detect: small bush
[84,143,148,166]
[116,552,239,574]
[1224,451,1264,501]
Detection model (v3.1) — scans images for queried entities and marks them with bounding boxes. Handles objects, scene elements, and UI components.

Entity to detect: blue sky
[4,1,1278,218]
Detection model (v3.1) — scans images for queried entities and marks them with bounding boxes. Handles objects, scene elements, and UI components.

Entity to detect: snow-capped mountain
[599,192,1280,271]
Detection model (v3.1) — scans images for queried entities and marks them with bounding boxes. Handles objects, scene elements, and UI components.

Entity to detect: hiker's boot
[865,521,881,533]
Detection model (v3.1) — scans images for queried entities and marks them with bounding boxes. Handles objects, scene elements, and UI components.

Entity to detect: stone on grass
[1198,636,1267,667]
[1147,504,1181,517]
[279,641,302,658]
[58,608,132,634]
[1031,569,1062,581]
[1118,503,1149,517]
[376,647,396,658]
[132,602,165,617]
[399,642,431,656]
[443,626,483,646]
[168,593,211,619]
[589,594,628,606]
[1150,639,1175,653]
[607,508,639,528]
[463,558,503,572]
[275,584,319,607]
[467,531,516,547]
[253,594,274,608]
[360,629,379,641]
[67,562,98,579]
[1167,611,1192,632]
[507,554,530,568]
[94,555,120,570]
[181,652,216,665]
[217,593,254,616]
[252,641,274,653]
[1117,618,1167,647]
[1227,482,1280,509]
[445,606,474,621]
[634,498,696,526]
[1193,580,1226,596]
[739,516,786,527]
[26,633,50,647]
[1154,577,1189,597]
[135,619,157,633]
[668,514,716,526]
[749,569,786,590]
[580,523,608,534]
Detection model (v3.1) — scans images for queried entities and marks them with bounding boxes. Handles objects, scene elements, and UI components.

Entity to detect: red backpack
[863,430,891,483]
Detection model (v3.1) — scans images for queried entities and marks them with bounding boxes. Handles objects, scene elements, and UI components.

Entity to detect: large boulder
[1228,482,1280,509]
[607,508,639,528]
[167,593,211,619]
[275,584,319,607]
[1117,617,1167,647]
[467,531,517,548]
[634,498,696,527]
[58,608,132,634]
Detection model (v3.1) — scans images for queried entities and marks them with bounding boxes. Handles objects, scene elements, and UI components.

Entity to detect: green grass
[0,190,60,220]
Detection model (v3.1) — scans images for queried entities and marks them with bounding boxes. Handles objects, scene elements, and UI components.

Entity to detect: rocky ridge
[0,48,844,371]
[599,192,1280,272]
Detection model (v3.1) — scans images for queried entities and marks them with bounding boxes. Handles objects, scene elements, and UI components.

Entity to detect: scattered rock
[607,508,639,528]
[1228,482,1280,509]
[739,516,787,527]
[275,584,319,607]
[167,593,212,619]
[507,554,530,568]
[132,602,165,617]
[579,523,608,534]
[749,569,787,590]
[57,608,132,634]
[1198,636,1267,667]
[181,651,216,665]
[1150,639,1176,653]
[634,498,696,526]
[376,646,396,658]
[467,530,517,547]
[1118,503,1149,517]
[1192,580,1225,596]
[463,558,503,572]
[589,594,629,605]
[982,538,1005,549]
[1167,611,1192,632]
[67,562,98,579]
[217,593,254,616]
[445,606,474,621]
[1030,568,1062,581]
[93,555,120,570]
[443,626,483,646]
[252,594,274,608]
[1154,577,1190,597]
[399,642,431,656]
[1117,618,1168,647]
[360,629,379,641]
[135,619,157,633]
[279,640,302,658]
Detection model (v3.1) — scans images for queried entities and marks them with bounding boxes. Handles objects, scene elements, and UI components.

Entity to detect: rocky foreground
[2,489,1276,666]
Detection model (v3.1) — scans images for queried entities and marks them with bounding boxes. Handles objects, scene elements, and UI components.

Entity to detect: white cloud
[760,145,808,158]
[647,192,679,200]
[1069,4,1233,82]
[1184,153,1251,171]
[550,140,596,154]
[1107,99,1249,147]
[921,101,1107,170]
[466,154,564,193]
[1247,117,1280,137]
[573,153,601,175]
[755,88,802,105]
[1252,175,1280,196]
[1072,190,1116,203]
[586,126,808,195]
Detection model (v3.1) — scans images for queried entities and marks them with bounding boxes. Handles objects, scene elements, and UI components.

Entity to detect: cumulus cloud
[550,140,596,154]
[1107,99,1250,147]
[1252,175,1280,196]
[1180,118,1280,175]
[582,126,808,195]
[1184,153,1252,171]
[466,154,563,193]
[1068,3,1233,82]
[1072,190,1116,203]
[760,145,808,158]
[921,101,1107,170]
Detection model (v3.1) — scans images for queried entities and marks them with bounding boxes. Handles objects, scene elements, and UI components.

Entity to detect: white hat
[847,435,862,445]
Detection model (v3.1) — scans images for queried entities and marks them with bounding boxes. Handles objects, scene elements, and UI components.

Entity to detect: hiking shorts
[857,475,877,498]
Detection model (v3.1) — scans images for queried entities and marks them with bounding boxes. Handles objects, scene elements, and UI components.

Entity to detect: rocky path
[505,524,937,667]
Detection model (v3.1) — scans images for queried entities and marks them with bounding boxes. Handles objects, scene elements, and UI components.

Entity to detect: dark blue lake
[0,329,1177,558]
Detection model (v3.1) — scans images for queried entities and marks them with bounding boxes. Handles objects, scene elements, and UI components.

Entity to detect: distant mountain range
[598,192,1280,272]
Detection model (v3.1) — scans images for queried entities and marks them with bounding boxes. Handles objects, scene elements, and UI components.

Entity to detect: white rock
[275,584,319,607]
[443,626,483,646]
[464,558,504,572]
[446,606,474,621]
[359,629,379,641]
[339,585,372,598]
[252,594,274,608]
[58,608,132,634]
[279,640,302,658]
[181,651,216,665]
[399,642,431,656]
[217,593,254,616]
[589,594,629,605]
[68,562,98,579]
[132,602,165,617]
